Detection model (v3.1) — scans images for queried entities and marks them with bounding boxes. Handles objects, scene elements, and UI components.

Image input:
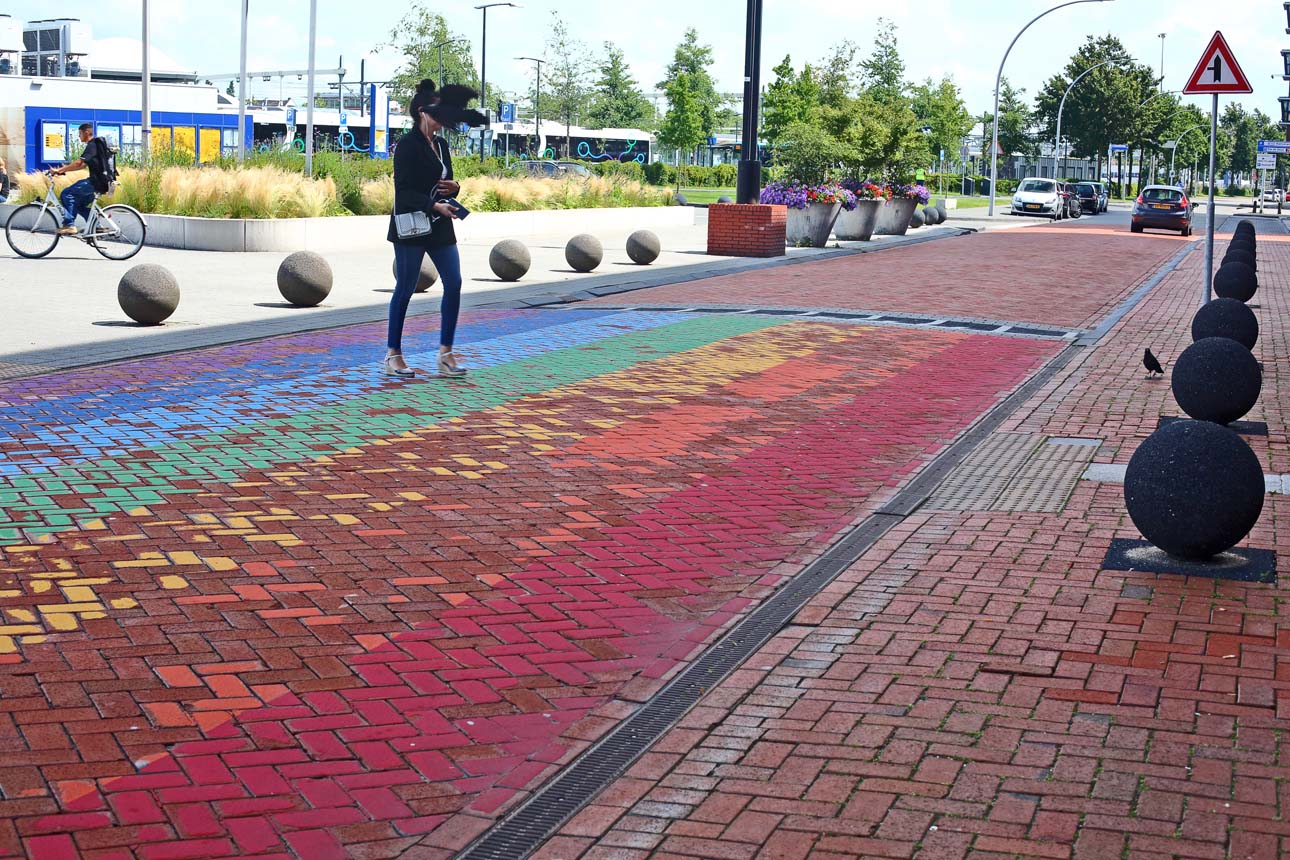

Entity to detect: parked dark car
[1087,181,1109,212]
[1072,182,1100,214]
[1131,185,1192,235]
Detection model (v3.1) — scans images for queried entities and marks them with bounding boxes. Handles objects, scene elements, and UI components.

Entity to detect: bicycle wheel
[4,204,60,259]
[89,205,147,261]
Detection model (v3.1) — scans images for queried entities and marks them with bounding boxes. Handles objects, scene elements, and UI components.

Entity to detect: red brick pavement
[591,222,1189,329]
[544,236,1290,860]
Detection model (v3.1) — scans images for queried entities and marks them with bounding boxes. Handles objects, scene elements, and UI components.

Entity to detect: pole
[479,9,488,162]
[236,0,248,162]
[1158,33,1166,92]
[1204,93,1217,304]
[305,0,317,176]
[141,0,152,160]
[1054,60,1121,181]
[535,63,542,157]
[438,45,444,91]
[988,0,1110,216]
[735,0,765,204]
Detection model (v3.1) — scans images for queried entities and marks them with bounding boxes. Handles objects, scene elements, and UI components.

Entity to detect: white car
[1010,178,1064,220]
[1261,187,1282,204]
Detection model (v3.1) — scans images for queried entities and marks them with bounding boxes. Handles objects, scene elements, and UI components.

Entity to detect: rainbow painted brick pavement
[0,307,1057,859]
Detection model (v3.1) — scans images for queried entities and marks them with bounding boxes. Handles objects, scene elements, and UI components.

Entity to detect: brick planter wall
[707,204,786,257]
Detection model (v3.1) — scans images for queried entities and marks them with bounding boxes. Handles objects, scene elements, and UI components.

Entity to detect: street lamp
[1053,58,1128,179]
[988,0,1114,216]
[432,38,467,86]
[475,2,518,162]
[1167,123,1207,185]
[517,56,544,159]
[735,0,765,204]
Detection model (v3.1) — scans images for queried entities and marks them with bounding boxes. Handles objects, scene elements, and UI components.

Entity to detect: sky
[4,0,1287,125]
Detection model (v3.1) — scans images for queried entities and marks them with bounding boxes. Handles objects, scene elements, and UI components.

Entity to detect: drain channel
[446,242,1193,860]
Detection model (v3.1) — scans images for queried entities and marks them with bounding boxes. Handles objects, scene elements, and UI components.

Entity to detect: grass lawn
[677,187,736,204]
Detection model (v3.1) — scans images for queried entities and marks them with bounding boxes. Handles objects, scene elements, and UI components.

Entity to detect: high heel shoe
[382,354,415,377]
[437,350,467,377]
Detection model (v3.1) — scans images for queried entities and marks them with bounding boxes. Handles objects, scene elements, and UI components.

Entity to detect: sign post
[1183,31,1253,304]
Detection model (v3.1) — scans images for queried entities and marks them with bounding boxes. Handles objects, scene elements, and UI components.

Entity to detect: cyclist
[50,123,108,236]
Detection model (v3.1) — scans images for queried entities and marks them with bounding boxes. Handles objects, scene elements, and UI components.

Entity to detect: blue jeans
[389,243,463,351]
[59,179,96,227]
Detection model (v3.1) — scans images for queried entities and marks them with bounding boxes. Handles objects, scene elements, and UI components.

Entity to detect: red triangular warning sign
[1183,31,1252,94]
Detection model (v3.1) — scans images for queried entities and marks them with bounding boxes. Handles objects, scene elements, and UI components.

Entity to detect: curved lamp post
[1053,58,1128,179]
[1168,123,1207,185]
[989,0,1114,215]
[1136,91,1181,185]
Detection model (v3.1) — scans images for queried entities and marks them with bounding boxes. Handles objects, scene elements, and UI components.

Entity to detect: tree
[859,19,905,106]
[584,43,652,130]
[658,29,721,139]
[910,78,971,168]
[817,41,859,110]
[979,77,1034,174]
[542,12,590,159]
[1032,37,1153,180]
[383,4,476,110]
[658,72,704,166]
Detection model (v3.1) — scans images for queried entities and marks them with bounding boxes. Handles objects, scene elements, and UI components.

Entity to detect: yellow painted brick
[0,624,42,635]
[59,586,99,604]
[6,609,35,623]
[244,534,298,542]
[203,557,238,571]
[110,598,139,609]
[37,603,103,615]
[331,515,361,525]
[159,575,189,590]
[43,614,79,631]
[398,493,427,501]
[168,551,202,566]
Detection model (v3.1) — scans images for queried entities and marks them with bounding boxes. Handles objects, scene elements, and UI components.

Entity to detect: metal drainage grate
[1007,325,1066,337]
[874,314,931,325]
[935,320,1002,332]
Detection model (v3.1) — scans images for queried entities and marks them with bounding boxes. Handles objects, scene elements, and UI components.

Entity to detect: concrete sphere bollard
[909,208,925,229]
[1223,248,1256,272]
[626,230,661,265]
[489,239,531,281]
[391,258,440,293]
[118,264,180,325]
[1191,298,1259,350]
[1213,261,1257,303]
[716,195,734,204]
[1124,419,1264,559]
[277,251,333,307]
[673,192,688,206]
[565,234,604,272]
[1171,336,1261,425]
[926,206,944,224]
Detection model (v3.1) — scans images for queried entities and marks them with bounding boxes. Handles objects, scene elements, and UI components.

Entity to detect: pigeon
[1143,348,1164,377]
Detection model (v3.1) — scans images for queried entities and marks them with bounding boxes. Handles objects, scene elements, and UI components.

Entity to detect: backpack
[87,136,118,193]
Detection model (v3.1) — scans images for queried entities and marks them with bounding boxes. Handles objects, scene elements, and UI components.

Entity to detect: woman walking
[385,80,485,377]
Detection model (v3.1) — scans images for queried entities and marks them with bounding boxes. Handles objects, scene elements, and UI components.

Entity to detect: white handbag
[394,208,432,240]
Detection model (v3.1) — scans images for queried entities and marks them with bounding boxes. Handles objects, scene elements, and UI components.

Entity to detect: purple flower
[761,181,856,210]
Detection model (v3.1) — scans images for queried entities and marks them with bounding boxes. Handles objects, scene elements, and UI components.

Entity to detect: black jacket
[387,131,456,248]
[0,169,9,200]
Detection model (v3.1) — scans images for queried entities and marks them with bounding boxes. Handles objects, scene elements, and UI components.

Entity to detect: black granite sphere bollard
[1191,298,1259,350]
[716,195,734,204]
[118,264,180,325]
[277,251,333,306]
[565,234,604,272]
[1171,336,1261,425]
[489,239,531,281]
[626,230,661,265]
[391,257,439,293]
[1223,247,1256,272]
[1228,234,1256,252]
[1124,419,1264,559]
[909,208,925,228]
[1235,219,1256,235]
[1213,261,1257,303]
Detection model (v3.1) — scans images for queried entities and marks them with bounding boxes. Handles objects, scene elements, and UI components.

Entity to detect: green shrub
[1224,184,1248,197]
[644,160,676,186]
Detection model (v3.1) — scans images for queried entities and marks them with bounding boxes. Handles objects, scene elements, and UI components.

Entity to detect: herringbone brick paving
[544,229,1290,860]
[0,221,1187,859]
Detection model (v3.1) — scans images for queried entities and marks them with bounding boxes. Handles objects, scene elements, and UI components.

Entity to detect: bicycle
[4,172,146,260]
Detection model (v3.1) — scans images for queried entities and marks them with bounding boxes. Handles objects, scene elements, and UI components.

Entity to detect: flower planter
[873,198,918,236]
[785,202,841,247]
[833,199,883,241]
